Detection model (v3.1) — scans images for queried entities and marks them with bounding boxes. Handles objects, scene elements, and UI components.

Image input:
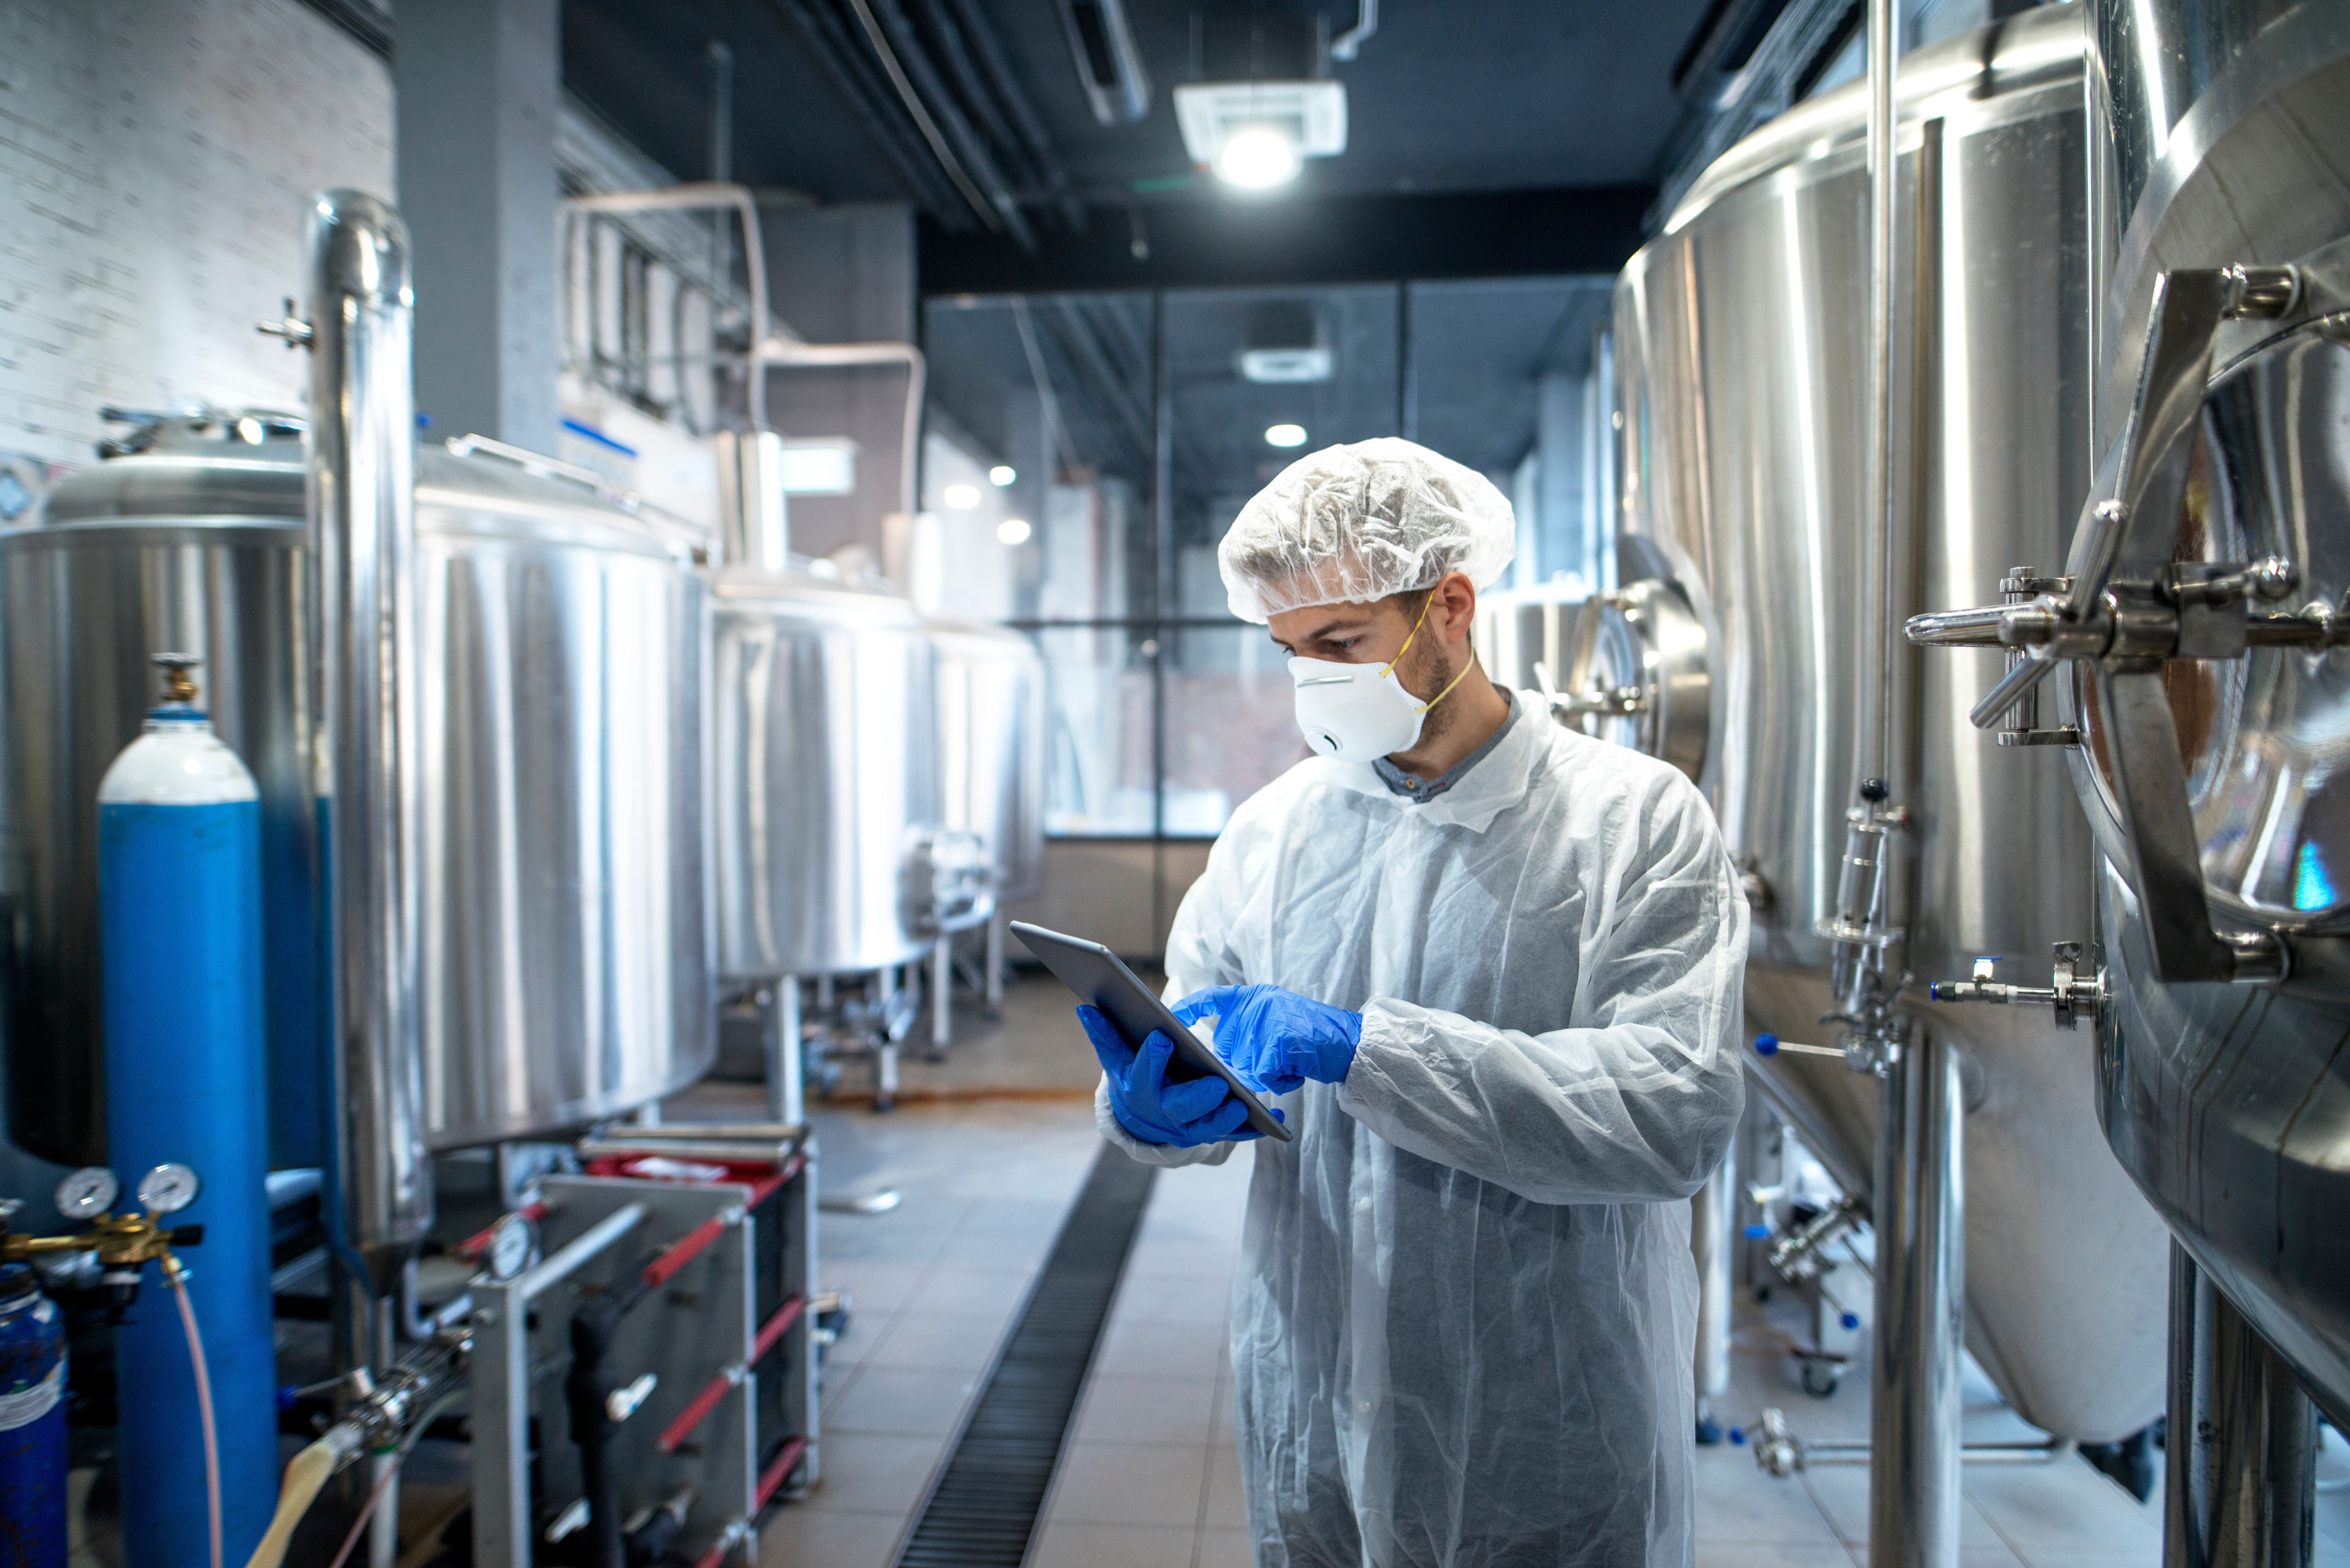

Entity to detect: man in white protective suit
[1072,437,1749,1568]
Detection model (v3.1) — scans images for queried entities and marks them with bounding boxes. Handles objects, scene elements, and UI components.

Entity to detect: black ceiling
[560,0,1720,290]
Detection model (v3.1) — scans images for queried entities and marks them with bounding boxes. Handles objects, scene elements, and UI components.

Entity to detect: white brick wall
[0,0,392,466]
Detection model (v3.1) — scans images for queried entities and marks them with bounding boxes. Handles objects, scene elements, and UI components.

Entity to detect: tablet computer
[1011,920,1293,1142]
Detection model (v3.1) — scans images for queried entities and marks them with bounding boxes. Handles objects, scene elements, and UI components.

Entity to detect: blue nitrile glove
[1079,1005,1272,1146]
[1171,984,1362,1096]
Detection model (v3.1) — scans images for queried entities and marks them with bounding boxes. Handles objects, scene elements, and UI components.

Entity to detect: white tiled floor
[743,977,2350,1568]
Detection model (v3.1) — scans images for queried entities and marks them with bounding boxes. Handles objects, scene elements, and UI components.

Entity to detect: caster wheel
[1800,1360,1840,1398]
[872,1096,896,1114]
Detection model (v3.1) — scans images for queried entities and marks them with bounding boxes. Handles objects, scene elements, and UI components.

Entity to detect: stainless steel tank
[1,413,318,1168]
[2066,0,2350,1429]
[1611,7,2170,1442]
[0,415,714,1158]
[711,569,941,979]
[927,617,1046,902]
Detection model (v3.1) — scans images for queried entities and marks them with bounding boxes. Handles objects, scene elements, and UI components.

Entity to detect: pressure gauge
[485,1213,538,1282]
[56,1167,118,1220]
[136,1163,201,1216]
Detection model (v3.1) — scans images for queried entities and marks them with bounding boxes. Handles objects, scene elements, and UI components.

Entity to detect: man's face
[1266,596,1419,669]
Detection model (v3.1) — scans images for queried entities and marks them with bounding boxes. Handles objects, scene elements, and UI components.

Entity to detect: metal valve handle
[1902,264,2308,987]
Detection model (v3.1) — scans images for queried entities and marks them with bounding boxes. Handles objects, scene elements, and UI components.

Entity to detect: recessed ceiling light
[1265,423,1308,448]
[997,516,1033,545]
[943,483,982,509]
[988,465,1016,486]
[1214,126,1302,190]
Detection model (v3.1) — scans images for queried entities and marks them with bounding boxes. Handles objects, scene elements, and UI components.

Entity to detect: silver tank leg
[1868,1030,1965,1568]
[765,976,803,1126]
[933,935,952,1050]
[986,906,1005,1011]
[875,968,899,1111]
[1692,1129,1736,1437]
[2166,1244,2317,1568]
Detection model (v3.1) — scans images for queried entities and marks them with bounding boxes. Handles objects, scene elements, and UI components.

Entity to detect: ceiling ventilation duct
[1058,0,1151,124]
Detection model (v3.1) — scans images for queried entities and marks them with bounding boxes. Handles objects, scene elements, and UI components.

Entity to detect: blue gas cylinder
[97,657,274,1568]
[0,1262,67,1568]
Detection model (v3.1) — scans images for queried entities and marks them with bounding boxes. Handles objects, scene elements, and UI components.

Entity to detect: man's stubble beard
[1402,625,1471,752]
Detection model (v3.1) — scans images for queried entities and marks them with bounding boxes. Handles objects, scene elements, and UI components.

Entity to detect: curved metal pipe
[564,183,772,435]
[756,336,928,525]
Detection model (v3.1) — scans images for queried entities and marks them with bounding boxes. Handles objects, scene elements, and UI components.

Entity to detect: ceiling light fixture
[997,516,1033,545]
[943,483,982,509]
[1215,126,1302,190]
[1176,80,1346,192]
[1265,423,1308,448]
[989,465,1017,486]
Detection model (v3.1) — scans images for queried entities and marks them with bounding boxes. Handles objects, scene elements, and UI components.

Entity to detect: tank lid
[40,409,307,527]
[0,1262,34,1302]
[1662,6,2086,235]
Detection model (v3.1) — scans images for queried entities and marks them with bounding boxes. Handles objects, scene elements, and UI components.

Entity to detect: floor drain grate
[891,1144,1158,1568]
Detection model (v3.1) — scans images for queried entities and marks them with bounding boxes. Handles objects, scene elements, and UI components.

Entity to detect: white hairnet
[1217,437,1517,622]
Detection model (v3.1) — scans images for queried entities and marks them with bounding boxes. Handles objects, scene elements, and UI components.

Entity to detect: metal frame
[467,1136,817,1568]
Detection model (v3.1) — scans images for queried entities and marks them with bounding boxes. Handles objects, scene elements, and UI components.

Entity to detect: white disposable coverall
[1098,697,1748,1567]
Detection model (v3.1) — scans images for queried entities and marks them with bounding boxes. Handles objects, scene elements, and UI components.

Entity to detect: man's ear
[1436,571,1478,645]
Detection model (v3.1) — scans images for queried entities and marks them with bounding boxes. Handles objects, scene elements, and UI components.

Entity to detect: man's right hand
[1080,1005,1270,1147]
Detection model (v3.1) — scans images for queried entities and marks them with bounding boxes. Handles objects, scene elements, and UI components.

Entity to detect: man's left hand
[1172,984,1363,1095]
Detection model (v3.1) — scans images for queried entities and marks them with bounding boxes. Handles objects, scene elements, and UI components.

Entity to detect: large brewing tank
[712,568,941,980]
[1611,7,2169,1442]
[2065,0,2350,1428]
[927,618,1046,903]
[0,414,714,1159]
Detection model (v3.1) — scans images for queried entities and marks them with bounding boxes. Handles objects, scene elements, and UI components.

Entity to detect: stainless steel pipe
[1863,0,1898,793]
[2167,1244,2317,1568]
[305,190,433,1348]
[1869,1030,1966,1568]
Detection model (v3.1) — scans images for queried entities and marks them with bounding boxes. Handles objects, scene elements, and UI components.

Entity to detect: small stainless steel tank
[712,568,941,980]
[927,617,1046,902]
[0,415,714,1159]
[0,413,316,1168]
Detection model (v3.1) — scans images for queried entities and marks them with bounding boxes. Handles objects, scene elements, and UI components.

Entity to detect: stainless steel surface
[1615,9,2168,1440]
[1,383,714,1171]
[712,569,940,979]
[1863,0,1897,800]
[1691,1137,1734,1408]
[2065,0,2350,1443]
[307,188,432,1292]
[716,430,789,571]
[410,444,715,1148]
[1869,1029,1965,1568]
[0,421,318,1170]
[2092,2,2350,456]
[2167,1243,2318,1568]
[1477,583,1707,780]
[927,617,1046,901]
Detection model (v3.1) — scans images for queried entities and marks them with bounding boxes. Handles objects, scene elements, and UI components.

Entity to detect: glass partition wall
[922,277,1615,936]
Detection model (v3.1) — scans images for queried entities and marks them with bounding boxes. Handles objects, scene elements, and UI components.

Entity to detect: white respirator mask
[1288,592,1474,761]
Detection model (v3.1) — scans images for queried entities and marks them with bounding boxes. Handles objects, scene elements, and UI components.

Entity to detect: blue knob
[1754,1033,1779,1056]
[1728,1426,1746,1445]
[276,1385,298,1411]
[1840,1312,1860,1331]
[1743,1224,1771,1240]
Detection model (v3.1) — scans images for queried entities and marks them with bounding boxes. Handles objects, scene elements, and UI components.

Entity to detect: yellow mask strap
[1414,651,1477,715]
[1378,590,1476,715]
[1377,589,1442,678]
